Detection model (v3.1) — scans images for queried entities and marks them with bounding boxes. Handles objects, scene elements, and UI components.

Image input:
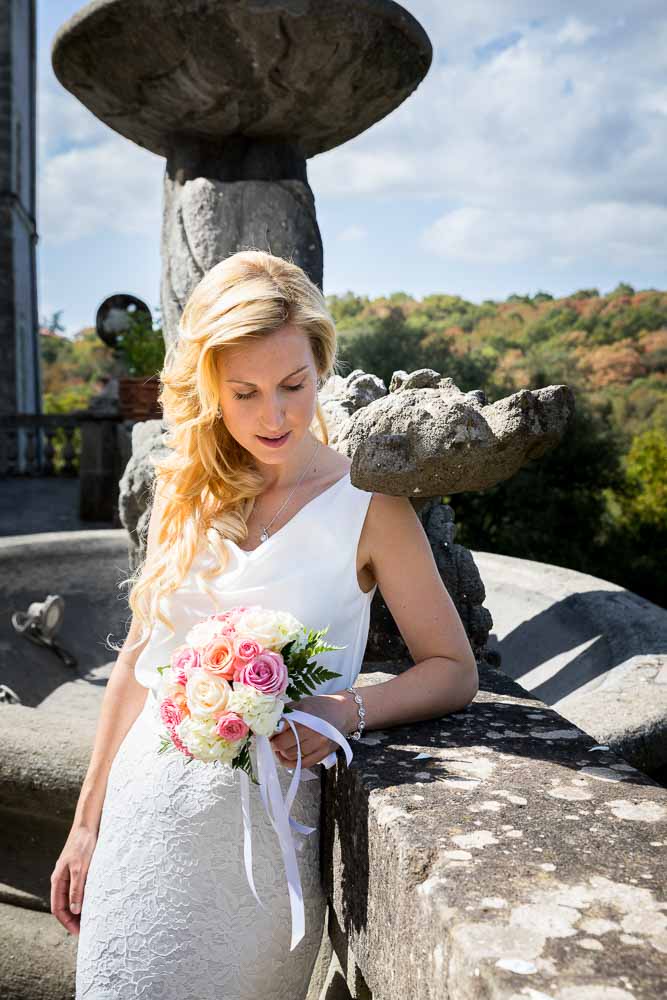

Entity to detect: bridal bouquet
[153,603,356,950]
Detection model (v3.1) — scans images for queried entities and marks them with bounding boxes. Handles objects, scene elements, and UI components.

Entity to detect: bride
[50,249,479,999]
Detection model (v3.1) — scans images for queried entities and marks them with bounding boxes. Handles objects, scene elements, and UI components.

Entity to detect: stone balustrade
[0,412,83,477]
[0,411,135,523]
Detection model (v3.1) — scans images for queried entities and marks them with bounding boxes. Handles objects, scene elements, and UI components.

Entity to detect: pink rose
[159,698,194,758]
[232,636,263,680]
[211,605,251,626]
[201,634,236,681]
[237,650,288,696]
[170,644,200,685]
[211,611,238,626]
[159,697,182,731]
[173,733,194,758]
[215,711,250,742]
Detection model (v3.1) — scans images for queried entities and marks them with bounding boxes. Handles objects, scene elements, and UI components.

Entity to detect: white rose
[234,607,302,651]
[186,671,232,719]
[185,618,224,650]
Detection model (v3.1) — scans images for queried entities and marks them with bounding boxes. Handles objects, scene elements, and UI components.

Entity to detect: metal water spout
[11,594,78,669]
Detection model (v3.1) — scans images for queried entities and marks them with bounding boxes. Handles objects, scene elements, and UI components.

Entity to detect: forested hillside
[328,282,667,441]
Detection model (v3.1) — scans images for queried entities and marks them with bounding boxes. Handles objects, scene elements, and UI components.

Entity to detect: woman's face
[218,324,320,466]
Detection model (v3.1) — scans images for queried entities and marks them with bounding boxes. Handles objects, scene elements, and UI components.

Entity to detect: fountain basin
[52,0,432,159]
[477,550,667,780]
[0,530,129,718]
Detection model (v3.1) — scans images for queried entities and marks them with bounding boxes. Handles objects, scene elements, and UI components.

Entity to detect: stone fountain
[51,0,433,346]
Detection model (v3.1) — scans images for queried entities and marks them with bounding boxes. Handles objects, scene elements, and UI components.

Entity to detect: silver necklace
[256,440,321,544]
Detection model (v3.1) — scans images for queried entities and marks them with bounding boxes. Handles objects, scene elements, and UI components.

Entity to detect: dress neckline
[225,469,351,558]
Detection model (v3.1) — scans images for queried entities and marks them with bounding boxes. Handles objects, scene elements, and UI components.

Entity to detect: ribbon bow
[238,710,353,951]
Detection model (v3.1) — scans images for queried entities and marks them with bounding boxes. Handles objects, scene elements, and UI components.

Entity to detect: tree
[619,429,667,528]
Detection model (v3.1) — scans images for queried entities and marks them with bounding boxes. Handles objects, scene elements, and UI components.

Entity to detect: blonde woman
[51,250,478,998]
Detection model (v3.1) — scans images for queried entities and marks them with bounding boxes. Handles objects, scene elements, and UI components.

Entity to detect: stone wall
[320,663,667,999]
[0,3,16,419]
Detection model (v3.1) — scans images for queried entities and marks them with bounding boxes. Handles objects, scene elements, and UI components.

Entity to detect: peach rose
[165,682,190,717]
[201,634,237,681]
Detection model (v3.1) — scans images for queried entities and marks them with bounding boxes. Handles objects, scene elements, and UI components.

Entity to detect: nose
[260,392,287,431]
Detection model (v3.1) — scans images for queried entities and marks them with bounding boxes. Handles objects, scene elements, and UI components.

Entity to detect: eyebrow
[225,365,309,387]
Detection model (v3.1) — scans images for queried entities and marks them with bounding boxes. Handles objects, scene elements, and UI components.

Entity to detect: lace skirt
[75,689,327,1000]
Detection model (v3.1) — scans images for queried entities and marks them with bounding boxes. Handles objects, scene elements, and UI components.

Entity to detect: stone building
[0,0,40,424]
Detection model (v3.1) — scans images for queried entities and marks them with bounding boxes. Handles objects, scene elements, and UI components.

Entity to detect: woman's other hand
[50,824,98,935]
[268,692,354,769]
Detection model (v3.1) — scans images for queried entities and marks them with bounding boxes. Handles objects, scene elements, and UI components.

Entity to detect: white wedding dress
[75,471,377,999]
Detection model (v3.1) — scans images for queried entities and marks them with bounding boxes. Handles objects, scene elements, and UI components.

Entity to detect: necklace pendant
[259,527,269,544]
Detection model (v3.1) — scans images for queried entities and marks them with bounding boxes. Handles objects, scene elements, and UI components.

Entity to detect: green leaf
[284,662,342,701]
[234,739,259,784]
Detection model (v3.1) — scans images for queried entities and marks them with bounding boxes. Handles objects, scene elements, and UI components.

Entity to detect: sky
[37,1,667,336]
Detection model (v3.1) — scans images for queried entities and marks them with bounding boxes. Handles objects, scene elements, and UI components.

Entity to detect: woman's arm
[342,492,479,733]
[271,493,479,769]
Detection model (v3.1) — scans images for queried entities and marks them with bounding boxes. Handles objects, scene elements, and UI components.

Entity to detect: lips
[259,433,287,440]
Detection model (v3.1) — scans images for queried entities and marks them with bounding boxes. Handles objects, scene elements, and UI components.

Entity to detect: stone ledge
[473,550,667,780]
[0,901,76,1000]
[322,663,667,999]
[0,702,96,817]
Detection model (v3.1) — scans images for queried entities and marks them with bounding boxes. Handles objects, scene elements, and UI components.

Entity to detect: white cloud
[40,137,162,243]
[640,89,667,116]
[555,17,599,45]
[37,81,163,244]
[310,3,667,271]
[37,81,107,162]
[311,147,415,196]
[421,200,667,266]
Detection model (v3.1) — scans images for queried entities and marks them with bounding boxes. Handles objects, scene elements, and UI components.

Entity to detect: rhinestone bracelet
[345,685,366,741]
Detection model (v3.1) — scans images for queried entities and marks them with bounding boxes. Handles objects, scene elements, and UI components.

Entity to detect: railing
[0,412,129,523]
[0,413,88,477]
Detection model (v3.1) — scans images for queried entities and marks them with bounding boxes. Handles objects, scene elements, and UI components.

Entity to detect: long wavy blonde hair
[116,249,340,653]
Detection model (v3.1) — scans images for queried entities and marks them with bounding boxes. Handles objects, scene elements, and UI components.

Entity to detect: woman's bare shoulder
[317,447,353,483]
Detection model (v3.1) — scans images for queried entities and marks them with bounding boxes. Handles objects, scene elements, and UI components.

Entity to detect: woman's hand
[50,824,98,936]
[269,692,354,770]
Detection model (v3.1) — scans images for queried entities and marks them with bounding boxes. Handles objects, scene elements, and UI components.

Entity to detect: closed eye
[232,382,306,401]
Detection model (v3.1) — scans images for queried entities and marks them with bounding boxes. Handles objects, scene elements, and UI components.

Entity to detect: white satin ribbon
[237,709,353,951]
